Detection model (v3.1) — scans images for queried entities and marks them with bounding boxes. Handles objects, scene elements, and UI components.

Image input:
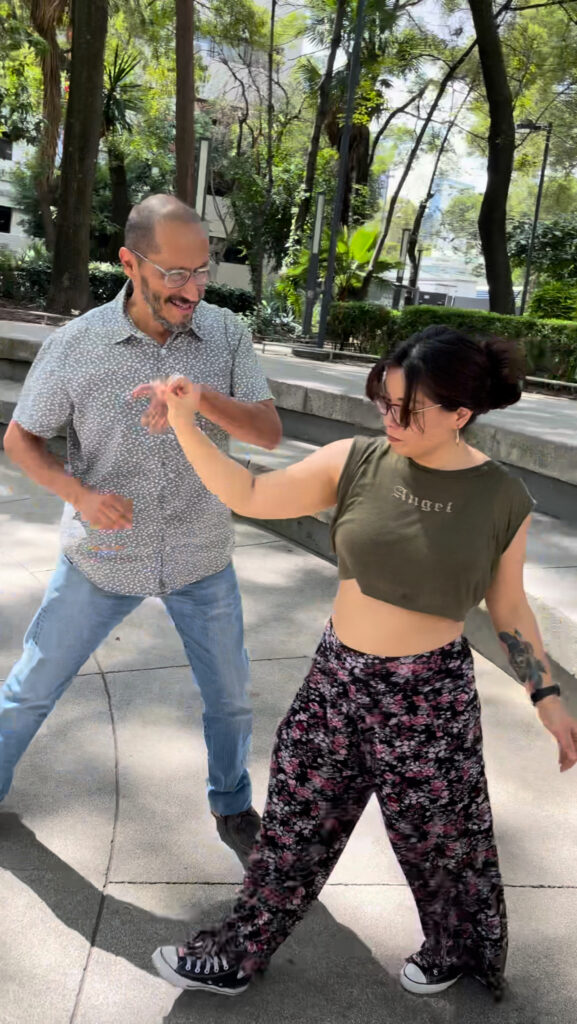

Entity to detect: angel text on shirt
[393,485,454,513]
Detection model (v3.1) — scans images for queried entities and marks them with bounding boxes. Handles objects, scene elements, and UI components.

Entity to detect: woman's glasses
[373,395,442,427]
[129,249,211,289]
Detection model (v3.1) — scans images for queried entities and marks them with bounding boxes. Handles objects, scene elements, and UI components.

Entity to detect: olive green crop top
[330,436,535,622]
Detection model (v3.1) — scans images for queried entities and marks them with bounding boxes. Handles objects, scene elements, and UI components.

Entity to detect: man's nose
[179,277,201,302]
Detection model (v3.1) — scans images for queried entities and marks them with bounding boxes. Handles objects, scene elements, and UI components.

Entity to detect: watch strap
[530,685,561,706]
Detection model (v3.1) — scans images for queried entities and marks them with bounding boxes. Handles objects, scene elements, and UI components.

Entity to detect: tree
[360,36,477,298]
[467,0,515,314]
[292,0,347,241]
[508,216,577,282]
[101,45,143,258]
[47,0,109,313]
[175,0,195,204]
[25,1,69,249]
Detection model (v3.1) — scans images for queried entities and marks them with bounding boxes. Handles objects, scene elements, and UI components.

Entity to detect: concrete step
[229,439,577,690]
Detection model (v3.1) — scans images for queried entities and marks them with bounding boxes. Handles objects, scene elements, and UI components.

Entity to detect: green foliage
[281,223,396,312]
[508,217,577,282]
[529,282,577,321]
[395,305,577,381]
[0,1,44,143]
[239,297,302,339]
[0,245,256,315]
[327,301,396,353]
[11,153,176,261]
[204,283,256,315]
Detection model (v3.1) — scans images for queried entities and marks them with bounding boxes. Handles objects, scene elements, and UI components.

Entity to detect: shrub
[395,305,577,380]
[528,281,577,321]
[327,301,397,354]
[0,250,257,317]
[204,282,257,314]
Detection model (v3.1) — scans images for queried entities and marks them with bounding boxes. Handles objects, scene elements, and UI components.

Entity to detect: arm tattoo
[498,629,546,693]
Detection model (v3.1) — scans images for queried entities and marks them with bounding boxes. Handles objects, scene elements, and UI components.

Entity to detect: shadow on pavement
[0,813,420,1024]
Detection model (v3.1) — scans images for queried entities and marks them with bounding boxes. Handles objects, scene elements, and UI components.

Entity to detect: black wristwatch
[530,685,561,706]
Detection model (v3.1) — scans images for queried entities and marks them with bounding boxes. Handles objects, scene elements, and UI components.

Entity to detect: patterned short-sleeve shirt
[13,284,273,596]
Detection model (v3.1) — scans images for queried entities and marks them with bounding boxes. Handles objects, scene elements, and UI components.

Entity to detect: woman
[147,326,577,1000]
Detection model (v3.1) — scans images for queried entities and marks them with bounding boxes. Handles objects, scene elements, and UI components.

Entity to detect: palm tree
[101,45,143,258]
[26,0,70,249]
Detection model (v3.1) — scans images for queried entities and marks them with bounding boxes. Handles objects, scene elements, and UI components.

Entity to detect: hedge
[0,257,256,315]
[327,301,396,353]
[396,305,577,380]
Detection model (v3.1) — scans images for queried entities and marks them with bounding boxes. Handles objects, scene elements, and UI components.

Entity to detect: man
[0,194,282,865]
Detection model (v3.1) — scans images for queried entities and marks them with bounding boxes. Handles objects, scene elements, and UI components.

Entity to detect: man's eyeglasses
[373,395,442,427]
[129,249,211,289]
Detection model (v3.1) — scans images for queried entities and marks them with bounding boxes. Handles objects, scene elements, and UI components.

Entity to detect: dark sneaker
[213,806,261,868]
[152,941,250,995]
[401,956,462,995]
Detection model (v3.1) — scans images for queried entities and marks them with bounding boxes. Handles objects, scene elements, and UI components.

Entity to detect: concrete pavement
[1,454,577,1024]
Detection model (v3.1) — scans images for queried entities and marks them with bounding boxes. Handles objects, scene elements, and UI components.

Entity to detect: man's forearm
[197,389,281,449]
[4,427,84,507]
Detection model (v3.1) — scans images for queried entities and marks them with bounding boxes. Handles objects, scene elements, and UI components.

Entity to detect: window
[0,137,13,161]
[0,206,12,233]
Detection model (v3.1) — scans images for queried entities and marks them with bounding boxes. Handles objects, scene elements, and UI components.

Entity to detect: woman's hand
[537,698,577,772]
[132,377,201,433]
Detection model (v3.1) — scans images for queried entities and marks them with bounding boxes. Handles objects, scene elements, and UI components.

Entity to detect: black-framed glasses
[373,395,442,427]
[129,249,211,289]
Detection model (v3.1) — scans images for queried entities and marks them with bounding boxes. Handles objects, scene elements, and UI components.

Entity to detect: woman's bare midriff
[331,578,464,657]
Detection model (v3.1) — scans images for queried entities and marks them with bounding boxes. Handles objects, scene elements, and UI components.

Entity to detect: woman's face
[376,367,470,460]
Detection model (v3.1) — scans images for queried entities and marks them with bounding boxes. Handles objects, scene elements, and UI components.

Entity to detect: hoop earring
[456,427,460,445]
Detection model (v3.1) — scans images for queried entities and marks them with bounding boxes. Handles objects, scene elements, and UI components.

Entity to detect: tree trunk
[47,0,108,314]
[175,0,196,205]
[106,141,131,261]
[405,114,459,303]
[28,3,68,250]
[266,0,277,196]
[467,0,515,314]
[292,0,347,242]
[359,39,476,300]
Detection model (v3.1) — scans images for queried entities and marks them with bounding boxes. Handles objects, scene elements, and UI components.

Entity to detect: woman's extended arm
[485,516,577,772]
[149,376,352,519]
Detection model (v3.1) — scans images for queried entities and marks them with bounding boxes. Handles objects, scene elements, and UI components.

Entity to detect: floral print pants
[219,621,508,995]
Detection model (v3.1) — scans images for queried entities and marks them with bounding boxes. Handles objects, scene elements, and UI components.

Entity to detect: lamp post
[316,0,368,348]
[302,191,326,338]
[391,227,411,310]
[515,120,552,315]
[195,137,211,219]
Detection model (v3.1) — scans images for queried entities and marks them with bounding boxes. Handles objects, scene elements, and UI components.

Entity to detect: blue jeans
[0,555,252,814]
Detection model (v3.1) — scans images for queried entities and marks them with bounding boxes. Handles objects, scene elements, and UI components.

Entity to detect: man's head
[120,194,210,333]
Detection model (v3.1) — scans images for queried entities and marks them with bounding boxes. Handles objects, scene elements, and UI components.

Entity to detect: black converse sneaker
[152,940,250,995]
[400,955,462,995]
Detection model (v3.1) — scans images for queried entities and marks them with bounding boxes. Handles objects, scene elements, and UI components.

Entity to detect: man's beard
[141,277,194,332]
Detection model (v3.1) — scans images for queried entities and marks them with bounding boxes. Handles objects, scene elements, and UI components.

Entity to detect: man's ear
[119,247,137,279]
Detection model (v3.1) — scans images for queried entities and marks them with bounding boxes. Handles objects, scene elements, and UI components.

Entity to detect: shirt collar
[109,281,200,345]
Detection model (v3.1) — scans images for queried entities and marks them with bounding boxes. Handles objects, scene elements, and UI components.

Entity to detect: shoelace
[184,953,230,975]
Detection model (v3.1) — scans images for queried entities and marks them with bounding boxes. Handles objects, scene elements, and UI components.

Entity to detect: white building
[0,138,30,252]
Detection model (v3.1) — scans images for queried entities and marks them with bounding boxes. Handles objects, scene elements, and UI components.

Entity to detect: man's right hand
[75,489,133,531]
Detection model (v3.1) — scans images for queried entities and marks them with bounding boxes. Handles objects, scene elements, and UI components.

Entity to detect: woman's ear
[456,407,473,430]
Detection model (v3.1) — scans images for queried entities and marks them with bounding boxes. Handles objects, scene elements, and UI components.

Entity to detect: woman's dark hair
[365,325,525,430]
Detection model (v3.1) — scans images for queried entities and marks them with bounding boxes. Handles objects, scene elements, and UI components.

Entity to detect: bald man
[1,194,282,865]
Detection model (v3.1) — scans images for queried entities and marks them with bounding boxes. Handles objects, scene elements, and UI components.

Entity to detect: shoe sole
[400,967,462,996]
[152,948,249,996]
